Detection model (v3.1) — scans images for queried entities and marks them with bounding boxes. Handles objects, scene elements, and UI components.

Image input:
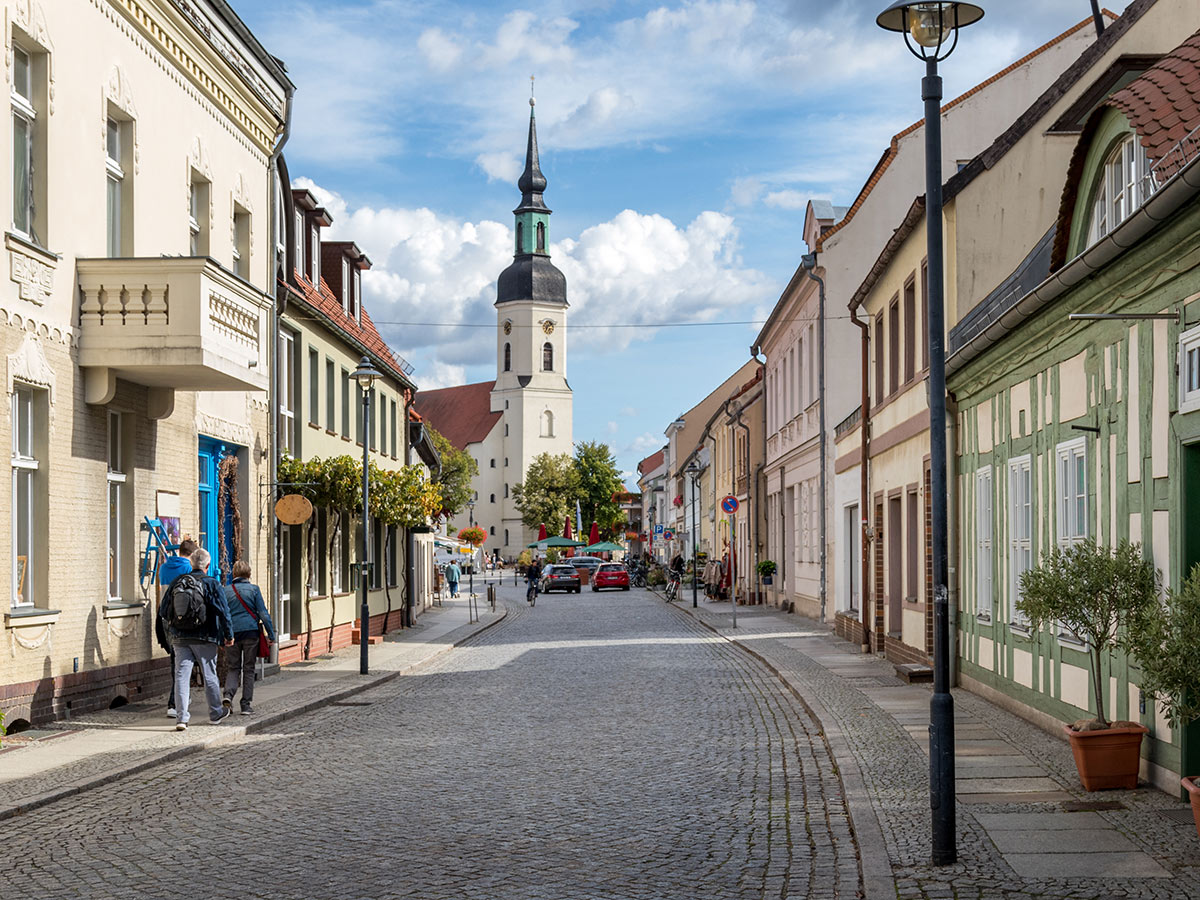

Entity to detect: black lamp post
[876,0,983,867]
[685,460,700,607]
[467,499,476,599]
[353,355,382,675]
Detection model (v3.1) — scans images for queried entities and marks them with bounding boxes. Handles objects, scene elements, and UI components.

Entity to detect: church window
[503,343,511,372]
[490,494,495,503]
[490,459,496,468]
[536,221,545,252]
[505,529,509,545]
[504,424,509,436]
[542,410,555,438]
[490,526,496,536]
[516,221,523,254]
[542,342,553,371]
[504,484,509,498]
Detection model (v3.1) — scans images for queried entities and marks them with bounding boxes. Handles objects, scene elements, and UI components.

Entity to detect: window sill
[1009,623,1033,638]
[103,601,145,620]
[5,231,60,265]
[308,421,321,430]
[326,429,337,436]
[5,608,62,628]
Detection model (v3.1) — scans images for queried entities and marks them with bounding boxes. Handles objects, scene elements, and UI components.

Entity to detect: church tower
[493,92,574,554]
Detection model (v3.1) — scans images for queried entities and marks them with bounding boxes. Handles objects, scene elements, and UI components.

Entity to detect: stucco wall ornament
[7,331,55,400]
[103,65,139,174]
[9,241,54,306]
[187,136,215,223]
[10,622,52,657]
[7,1,55,112]
[195,411,252,447]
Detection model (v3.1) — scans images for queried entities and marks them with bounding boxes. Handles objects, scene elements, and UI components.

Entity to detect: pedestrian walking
[445,560,462,597]
[223,561,276,716]
[159,547,233,731]
[155,538,197,718]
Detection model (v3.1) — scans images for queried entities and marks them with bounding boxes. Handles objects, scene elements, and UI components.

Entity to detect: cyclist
[525,558,542,605]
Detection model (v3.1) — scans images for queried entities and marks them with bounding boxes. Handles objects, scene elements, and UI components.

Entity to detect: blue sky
[236,0,1129,484]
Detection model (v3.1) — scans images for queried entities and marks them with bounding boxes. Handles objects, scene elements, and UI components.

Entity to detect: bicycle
[665,569,681,602]
[526,579,538,607]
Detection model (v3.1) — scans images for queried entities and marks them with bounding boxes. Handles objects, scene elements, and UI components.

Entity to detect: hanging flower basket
[457,525,487,547]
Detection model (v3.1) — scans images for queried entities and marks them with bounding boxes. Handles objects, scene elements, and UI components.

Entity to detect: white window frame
[975,466,993,621]
[106,118,124,258]
[107,411,127,601]
[278,330,296,454]
[1008,455,1032,629]
[12,385,38,608]
[1179,324,1200,415]
[341,257,351,313]
[1089,134,1155,245]
[1056,438,1088,642]
[310,223,320,285]
[232,205,250,279]
[11,42,36,241]
[294,210,305,277]
[844,503,859,613]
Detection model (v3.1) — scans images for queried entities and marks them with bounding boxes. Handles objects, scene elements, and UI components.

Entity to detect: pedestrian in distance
[156,537,198,719]
[223,560,276,716]
[445,560,462,597]
[159,547,233,731]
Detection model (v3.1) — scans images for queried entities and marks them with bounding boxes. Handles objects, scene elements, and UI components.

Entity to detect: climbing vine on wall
[217,454,243,583]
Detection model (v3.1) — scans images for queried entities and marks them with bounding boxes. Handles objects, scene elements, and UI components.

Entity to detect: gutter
[946,146,1200,378]
[849,300,872,653]
[801,254,829,623]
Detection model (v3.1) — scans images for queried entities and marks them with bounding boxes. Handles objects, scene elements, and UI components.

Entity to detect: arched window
[490,526,496,536]
[542,410,555,437]
[536,221,545,252]
[505,528,509,545]
[503,342,511,372]
[504,483,509,498]
[543,342,553,371]
[515,221,524,254]
[1089,134,1155,244]
[490,494,495,503]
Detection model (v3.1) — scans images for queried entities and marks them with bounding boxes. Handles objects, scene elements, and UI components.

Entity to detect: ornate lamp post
[353,355,382,675]
[467,498,476,599]
[685,460,701,608]
[875,1,983,866]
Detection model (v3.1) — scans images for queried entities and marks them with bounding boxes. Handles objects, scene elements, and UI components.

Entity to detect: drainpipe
[267,79,294,649]
[404,394,422,628]
[946,389,960,685]
[751,346,772,608]
[802,253,828,623]
[850,300,872,653]
[1090,0,1105,38]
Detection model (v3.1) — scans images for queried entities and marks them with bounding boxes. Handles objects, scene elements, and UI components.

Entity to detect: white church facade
[415,97,573,559]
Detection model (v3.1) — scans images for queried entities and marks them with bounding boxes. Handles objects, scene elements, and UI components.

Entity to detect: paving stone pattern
[683,602,1200,900]
[0,588,862,900]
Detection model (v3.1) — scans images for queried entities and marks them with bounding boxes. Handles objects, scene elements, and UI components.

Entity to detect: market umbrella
[589,521,600,546]
[563,517,573,540]
[527,535,587,548]
[537,523,547,541]
[583,541,623,553]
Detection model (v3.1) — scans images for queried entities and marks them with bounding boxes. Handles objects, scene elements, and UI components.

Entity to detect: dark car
[592,563,630,592]
[539,565,581,594]
[565,556,604,575]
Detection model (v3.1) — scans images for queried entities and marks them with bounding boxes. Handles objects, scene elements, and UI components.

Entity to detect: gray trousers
[173,642,223,724]
[224,635,259,706]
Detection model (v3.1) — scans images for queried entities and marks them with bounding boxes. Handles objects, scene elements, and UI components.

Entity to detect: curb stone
[669,601,896,900]
[0,607,507,823]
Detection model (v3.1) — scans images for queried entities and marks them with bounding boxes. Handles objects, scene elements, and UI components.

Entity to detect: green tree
[428,426,478,519]
[370,464,442,633]
[513,452,579,534]
[573,441,624,539]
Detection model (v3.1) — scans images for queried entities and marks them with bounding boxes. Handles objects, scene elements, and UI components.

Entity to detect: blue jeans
[448,580,459,596]
[173,642,223,724]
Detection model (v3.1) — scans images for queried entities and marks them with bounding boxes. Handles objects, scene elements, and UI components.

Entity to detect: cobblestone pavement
[680,602,1200,900]
[0,588,863,900]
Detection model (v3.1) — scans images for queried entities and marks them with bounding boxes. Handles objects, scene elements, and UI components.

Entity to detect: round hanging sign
[275,494,314,525]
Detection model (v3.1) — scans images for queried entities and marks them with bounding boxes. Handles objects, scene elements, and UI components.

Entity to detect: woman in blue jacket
[222,560,276,715]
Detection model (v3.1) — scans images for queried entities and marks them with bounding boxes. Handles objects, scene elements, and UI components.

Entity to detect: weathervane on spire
[530,74,536,107]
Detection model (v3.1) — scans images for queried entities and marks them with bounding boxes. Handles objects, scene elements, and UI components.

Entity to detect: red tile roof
[283,271,413,390]
[638,449,665,476]
[1108,31,1200,178]
[412,380,501,451]
[816,14,1115,253]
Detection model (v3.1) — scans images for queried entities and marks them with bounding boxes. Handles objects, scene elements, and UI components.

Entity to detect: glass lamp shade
[876,2,984,46]
[352,355,382,391]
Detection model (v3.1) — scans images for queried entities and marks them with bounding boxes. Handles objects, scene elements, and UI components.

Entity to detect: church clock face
[542,320,555,335]
[503,320,512,335]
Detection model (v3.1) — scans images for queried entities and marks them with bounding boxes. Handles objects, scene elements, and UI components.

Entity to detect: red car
[592,563,630,592]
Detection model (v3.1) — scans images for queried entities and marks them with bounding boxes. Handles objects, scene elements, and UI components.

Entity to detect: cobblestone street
[0,588,861,900]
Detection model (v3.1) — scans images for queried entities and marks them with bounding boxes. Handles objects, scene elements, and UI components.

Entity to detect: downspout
[751,346,769,608]
[267,78,294,651]
[801,253,828,623]
[1090,0,1105,38]
[404,394,420,628]
[850,299,872,653]
[946,389,960,684]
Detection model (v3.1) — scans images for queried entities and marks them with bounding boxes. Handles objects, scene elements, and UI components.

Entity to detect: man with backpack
[155,538,197,719]
[159,547,233,731]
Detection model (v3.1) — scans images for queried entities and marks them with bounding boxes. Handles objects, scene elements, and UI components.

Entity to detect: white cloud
[417,27,463,73]
[475,151,521,183]
[620,407,637,417]
[763,190,809,210]
[415,361,469,391]
[606,421,619,434]
[628,432,665,455]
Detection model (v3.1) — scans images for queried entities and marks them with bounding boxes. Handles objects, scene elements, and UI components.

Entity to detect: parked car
[539,565,581,594]
[592,563,630,592]
[566,556,604,575]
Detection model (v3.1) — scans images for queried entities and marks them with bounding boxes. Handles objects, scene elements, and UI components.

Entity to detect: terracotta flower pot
[1064,723,1148,791]
[1182,776,1200,839]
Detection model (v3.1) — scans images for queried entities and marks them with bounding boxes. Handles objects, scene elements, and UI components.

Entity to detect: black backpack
[168,573,208,630]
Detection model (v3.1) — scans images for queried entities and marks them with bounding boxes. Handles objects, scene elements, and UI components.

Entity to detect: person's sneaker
[167,707,177,718]
[240,704,253,716]
[210,707,232,724]
[175,722,187,732]
[222,697,232,710]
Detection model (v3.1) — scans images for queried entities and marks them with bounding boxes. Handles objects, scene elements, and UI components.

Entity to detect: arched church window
[543,342,553,371]
[516,221,524,254]
[536,221,545,252]
[542,410,555,437]
[503,343,511,372]
[490,526,496,536]
[490,494,495,503]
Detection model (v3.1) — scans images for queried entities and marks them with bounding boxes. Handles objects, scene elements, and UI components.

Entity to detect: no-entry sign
[721,495,739,514]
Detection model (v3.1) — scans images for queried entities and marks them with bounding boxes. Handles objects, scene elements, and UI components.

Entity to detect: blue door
[198,438,224,582]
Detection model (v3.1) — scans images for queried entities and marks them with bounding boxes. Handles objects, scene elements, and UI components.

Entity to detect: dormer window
[294,210,305,277]
[351,268,360,323]
[310,223,320,284]
[341,257,351,313]
[1088,134,1155,244]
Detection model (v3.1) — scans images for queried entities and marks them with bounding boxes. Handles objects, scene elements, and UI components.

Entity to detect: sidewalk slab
[0,594,505,822]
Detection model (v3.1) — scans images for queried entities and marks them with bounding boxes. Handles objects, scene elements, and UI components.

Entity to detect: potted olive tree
[1017,540,1159,791]
[757,560,777,586]
[1130,564,1200,836]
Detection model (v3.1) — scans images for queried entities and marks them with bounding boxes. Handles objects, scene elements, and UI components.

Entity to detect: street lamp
[876,1,983,867]
[352,355,382,675]
[467,498,476,599]
[685,460,701,608]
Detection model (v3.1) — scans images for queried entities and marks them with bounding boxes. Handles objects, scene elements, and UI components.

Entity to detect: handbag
[231,582,271,659]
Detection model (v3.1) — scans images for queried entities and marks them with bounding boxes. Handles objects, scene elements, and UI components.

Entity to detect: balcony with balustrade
[77,257,271,417]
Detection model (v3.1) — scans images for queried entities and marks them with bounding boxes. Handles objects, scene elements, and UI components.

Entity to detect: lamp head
[876,2,983,61]
[352,355,382,391]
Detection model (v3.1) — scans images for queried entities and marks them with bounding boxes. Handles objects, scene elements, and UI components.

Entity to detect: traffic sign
[654,524,665,535]
[721,495,740,514]
[663,530,675,540]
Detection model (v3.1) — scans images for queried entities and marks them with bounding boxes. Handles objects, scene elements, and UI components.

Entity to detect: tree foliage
[573,440,625,538]
[513,452,579,534]
[427,426,478,518]
[1017,541,1158,728]
[1129,563,1200,730]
